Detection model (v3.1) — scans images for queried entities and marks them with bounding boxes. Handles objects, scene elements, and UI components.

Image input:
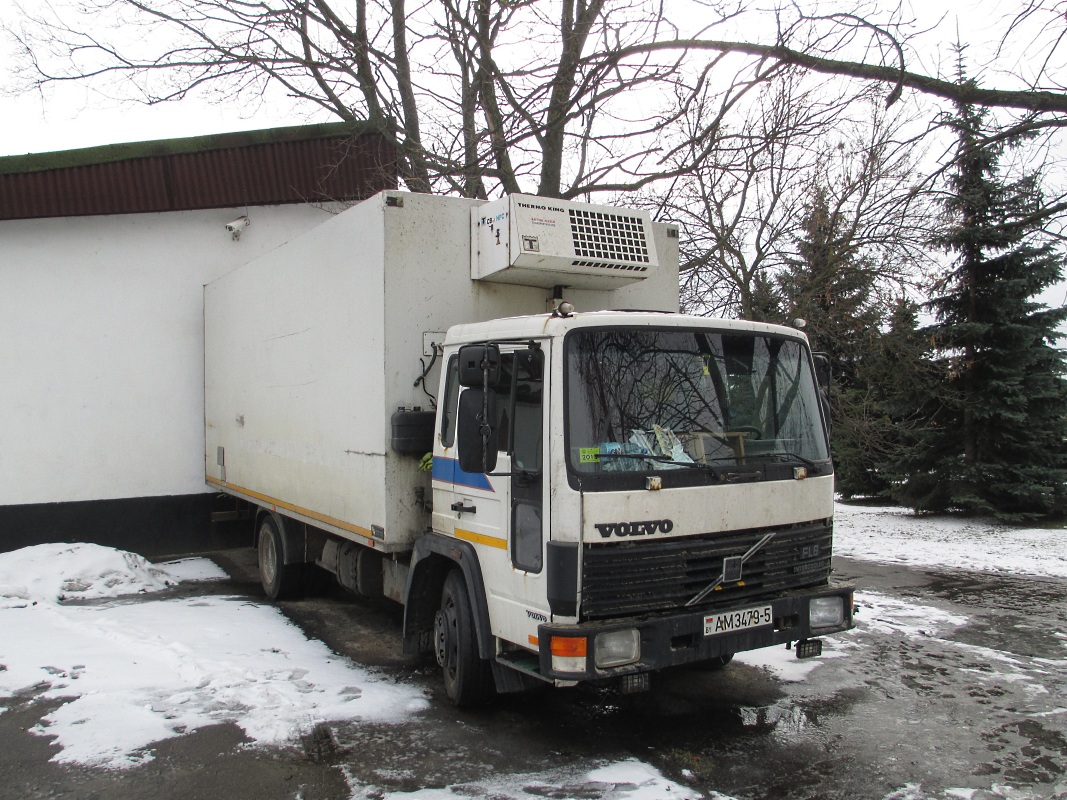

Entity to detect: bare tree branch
[601,37,1067,116]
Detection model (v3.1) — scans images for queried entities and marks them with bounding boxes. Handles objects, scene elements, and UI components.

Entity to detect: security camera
[225,216,250,240]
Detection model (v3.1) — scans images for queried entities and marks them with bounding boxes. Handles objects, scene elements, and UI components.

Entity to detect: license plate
[704,605,773,636]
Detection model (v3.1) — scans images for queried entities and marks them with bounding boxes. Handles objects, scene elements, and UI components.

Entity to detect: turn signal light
[550,636,588,674]
[550,636,588,657]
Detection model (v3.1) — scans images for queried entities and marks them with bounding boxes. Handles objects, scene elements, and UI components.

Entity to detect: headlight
[595,629,641,668]
[809,597,844,629]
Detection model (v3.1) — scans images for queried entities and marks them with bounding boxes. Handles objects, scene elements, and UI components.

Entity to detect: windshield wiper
[746,454,827,473]
[596,452,724,476]
[751,451,821,470]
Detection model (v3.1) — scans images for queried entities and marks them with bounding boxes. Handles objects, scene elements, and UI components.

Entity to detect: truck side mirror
[458,344,501,388]
[457,389,499,474]
[812,353,831,391]
[812,352,833,436]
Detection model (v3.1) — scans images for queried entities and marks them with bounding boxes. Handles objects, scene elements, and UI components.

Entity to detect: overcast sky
[0,0,1019,157]
[0,88,313,157]
[0,4,311,157]
[0,1,334,157]
[1,3,1062,313]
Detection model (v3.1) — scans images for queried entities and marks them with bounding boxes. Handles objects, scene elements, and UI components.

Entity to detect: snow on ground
[736,505,1062,686]
[885,784,1059,800]
[735,635,847,682]
[0,543,702,796]
[717,500,1064,701]
[343,758,717,800]
[833,501,1067,579]
[0,543,428,769]
[733,587,965,682]
[2,502,1065,788]
[852,591,970,638]
[0,542,191,603]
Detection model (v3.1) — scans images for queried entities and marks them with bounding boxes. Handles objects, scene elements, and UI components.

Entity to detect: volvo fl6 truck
[204,190,855,705]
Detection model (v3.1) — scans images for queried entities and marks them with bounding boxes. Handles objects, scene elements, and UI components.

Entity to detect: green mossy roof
[0,121,379,176]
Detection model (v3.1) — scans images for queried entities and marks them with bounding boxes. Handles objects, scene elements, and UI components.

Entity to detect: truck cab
[421,309,854,702]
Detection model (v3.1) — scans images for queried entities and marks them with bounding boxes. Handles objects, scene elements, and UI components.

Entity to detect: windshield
[565,327,830,477]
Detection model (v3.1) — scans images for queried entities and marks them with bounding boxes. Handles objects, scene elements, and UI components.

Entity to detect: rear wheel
[257,515,304,599]
[433,570,494,706]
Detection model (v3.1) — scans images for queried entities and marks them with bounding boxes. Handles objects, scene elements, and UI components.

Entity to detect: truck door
[504,346,545,579]
[432,344,549,648]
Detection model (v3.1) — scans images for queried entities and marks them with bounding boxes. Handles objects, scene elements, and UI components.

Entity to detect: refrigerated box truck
[204,190,855,705]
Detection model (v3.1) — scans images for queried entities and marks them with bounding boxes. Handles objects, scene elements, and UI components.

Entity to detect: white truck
[204,190,854,705]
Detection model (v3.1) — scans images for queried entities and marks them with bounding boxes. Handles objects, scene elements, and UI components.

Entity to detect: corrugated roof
[0,122,398,220]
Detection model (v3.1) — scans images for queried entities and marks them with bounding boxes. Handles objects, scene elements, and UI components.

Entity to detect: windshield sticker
[579,447,601,464]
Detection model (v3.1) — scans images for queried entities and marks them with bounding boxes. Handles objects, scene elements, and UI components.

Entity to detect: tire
[257,515,304,600]
[433,570,495,706]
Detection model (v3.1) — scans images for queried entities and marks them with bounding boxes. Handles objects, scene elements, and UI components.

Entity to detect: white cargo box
[205,190,678,552]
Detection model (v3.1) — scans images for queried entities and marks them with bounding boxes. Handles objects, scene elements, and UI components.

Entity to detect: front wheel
[433,570,494,706]
[257,515,304,600]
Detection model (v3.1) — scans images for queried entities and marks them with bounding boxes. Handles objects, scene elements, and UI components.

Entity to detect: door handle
[450,501,477,514]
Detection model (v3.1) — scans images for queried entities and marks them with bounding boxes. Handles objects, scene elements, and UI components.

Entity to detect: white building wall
[0,204,342,506]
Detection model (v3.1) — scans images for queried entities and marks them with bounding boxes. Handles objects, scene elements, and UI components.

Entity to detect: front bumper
[536,581,854,681]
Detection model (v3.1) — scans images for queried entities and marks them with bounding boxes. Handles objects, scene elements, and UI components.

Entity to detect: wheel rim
[259,526,278,585]
[433,597,458,677]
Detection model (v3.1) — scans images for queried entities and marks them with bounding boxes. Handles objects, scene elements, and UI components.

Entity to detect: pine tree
[895,96,1067,520]
[748,271,783,323]
[848,299,944,499]
[776,188,886,495]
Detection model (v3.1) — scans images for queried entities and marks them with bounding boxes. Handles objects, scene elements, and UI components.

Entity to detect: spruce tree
[748,271,784,323]
[776,188,886,495]
[895,96,1067,520]
[854,299,944,499]
[778,189,884,391]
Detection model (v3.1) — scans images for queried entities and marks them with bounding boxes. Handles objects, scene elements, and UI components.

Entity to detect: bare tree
[6,0,716,198]
[14,1,1065,199]
[600,2,1067,118]
[654,66,933,319]
[665,72,834,317]
[612,2,1067,219]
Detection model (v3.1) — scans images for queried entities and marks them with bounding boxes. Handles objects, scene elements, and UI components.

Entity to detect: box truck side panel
[205,192,682,552]
[206,198,390,544]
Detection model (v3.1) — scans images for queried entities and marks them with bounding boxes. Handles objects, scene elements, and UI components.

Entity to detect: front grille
[580,522,832,619]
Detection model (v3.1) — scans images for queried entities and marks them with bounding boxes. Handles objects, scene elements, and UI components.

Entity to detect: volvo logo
[594,519,674,538]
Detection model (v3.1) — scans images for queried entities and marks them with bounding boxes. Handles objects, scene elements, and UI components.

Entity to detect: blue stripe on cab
[432,456,494,492]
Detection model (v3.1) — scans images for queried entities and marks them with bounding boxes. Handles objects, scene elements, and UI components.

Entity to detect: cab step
[495,651,549,682]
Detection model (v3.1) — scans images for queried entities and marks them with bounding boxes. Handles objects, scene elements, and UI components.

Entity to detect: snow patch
[735,635,849,682]
[834,502,1067,579]
[0,543,427,769]
[343,758,711,800]
[887,785,1059,800]
[157,556,229,583]
[0,543,184,605]
[855,592,969,638]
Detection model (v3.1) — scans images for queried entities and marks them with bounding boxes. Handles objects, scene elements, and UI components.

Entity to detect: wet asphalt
[2,548,1066,800]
